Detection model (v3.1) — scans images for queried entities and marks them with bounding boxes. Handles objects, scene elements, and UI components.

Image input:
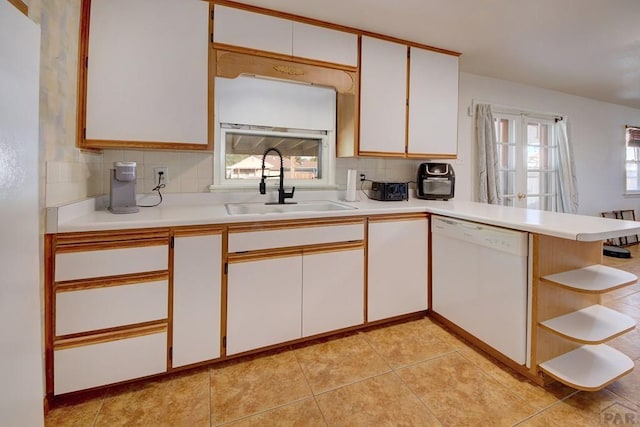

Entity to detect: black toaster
[416,163,455,200]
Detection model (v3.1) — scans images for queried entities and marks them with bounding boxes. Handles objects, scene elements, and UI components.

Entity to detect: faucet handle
[285,186,296,199]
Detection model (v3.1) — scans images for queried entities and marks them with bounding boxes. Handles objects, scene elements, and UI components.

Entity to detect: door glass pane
[499,171,516,195]
[497,143,516,169]
[527,171,540,194]
[527,146,540,169]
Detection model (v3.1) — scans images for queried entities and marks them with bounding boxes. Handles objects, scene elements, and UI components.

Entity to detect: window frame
[211,125,336,191]
[624,125,640,196]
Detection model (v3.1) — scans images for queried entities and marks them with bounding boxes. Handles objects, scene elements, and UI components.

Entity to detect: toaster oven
[416,163,455,200]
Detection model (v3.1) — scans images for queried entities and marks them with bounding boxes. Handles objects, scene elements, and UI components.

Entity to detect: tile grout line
[510,389,581,426]
[291,346,330,426]
[90,391,107,427]
[388,368,445,425]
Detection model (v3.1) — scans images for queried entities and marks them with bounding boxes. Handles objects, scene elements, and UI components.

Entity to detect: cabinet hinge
[85,56,88,68]
[210,33,214,44]
[224,262,228,275]
[169,347,172,360]
[170,236,175,249]
[222,336,227,348]
[406,98,409,107]
[83,128,86,139]
[210,8,214,20]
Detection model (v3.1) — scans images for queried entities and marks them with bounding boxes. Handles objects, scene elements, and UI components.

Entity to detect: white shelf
[541,264,637,293]
[539,305,636,344]
[539,344,634,391]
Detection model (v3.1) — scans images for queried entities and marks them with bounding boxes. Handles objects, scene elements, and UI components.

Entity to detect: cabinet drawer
[55,245,168,281]
[229,222,364,253]
[54,330,167,395]
[55,280,168,336]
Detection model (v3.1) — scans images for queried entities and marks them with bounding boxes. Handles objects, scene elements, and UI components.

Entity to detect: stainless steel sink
[225,200,356,215]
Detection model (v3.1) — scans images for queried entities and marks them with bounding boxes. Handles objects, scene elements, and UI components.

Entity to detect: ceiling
[234,0,640,110]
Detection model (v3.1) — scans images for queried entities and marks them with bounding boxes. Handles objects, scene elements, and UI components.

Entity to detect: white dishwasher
[431,216,530,365]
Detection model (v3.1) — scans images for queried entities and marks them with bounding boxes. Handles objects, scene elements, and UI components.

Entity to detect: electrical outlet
[154,166,168,185]
[360,174,366,182]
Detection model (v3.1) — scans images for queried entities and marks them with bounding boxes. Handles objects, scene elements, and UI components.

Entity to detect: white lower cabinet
[54,330,167,395]
[226,256,303,355]
[172,232,222,367]
[302,248,364,337]
[367,217,429,322]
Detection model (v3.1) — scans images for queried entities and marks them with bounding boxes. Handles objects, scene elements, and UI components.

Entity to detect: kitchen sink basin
[225,200,356,215]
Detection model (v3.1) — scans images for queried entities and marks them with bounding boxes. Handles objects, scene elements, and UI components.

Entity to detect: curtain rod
[469,99,565,121]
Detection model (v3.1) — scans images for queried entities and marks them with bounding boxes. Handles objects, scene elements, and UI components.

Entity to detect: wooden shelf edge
[538,305,636,344]
[541,264,638,294]
[538,344,634,391]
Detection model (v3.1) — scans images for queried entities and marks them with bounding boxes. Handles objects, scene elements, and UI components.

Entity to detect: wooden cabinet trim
[228,216,365,234]
[55,238,169,254]
[303,241,364,256]
[76,0,91,149]
[214,43,358,73]
[173,225,225,237]
[54,321,168,350]
[210,0,461,57]
[228,247,303,263]
[215,49,357,94]
[8,0,28,15]
[368,213,428,223]
[228,241,364,262]
[54,228,170,246]
[55,270,168,292]
[83,139,213,151]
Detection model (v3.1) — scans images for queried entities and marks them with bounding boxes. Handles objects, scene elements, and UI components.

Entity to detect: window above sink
[211,76,337,191]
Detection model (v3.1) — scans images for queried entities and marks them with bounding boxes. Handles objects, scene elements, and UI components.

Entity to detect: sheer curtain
[476,104,501,204]
[555,119,579,213]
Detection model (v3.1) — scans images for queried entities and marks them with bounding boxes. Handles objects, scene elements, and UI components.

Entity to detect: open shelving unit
[536,262,637,390]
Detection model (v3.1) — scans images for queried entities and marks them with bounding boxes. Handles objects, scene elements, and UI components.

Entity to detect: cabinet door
[408,47,459,157]
[227,256,302,355]
[368,218,428,321]
[213,5,292,56]
[302,248,364,337]
[292,22,358,66]
[54,330,167,395]
[85,0,208,146]
[172,233,222,367]
[359,36,407,154]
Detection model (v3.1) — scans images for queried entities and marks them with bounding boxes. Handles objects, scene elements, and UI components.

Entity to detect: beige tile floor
[46,247,640,426]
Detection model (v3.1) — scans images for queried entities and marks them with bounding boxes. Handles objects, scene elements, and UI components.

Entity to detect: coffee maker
[109,162,139,214]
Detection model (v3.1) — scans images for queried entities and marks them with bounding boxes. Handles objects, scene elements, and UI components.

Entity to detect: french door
[494,113,559,210]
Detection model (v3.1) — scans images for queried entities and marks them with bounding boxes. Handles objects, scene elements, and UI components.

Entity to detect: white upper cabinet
[85,0,209,146]
[408,47,459,157]
[359,36,408,154]
[213,5,357,67]
[292,22,358,66]
[213,5,292,56]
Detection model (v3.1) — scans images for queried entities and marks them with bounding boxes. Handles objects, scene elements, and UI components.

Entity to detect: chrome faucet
[259,147,296,204]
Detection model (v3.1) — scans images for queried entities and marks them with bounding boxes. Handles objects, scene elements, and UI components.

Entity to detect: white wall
[457,72,640,216]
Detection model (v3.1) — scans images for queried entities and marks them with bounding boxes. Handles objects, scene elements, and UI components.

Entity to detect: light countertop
[47,191,640,242]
